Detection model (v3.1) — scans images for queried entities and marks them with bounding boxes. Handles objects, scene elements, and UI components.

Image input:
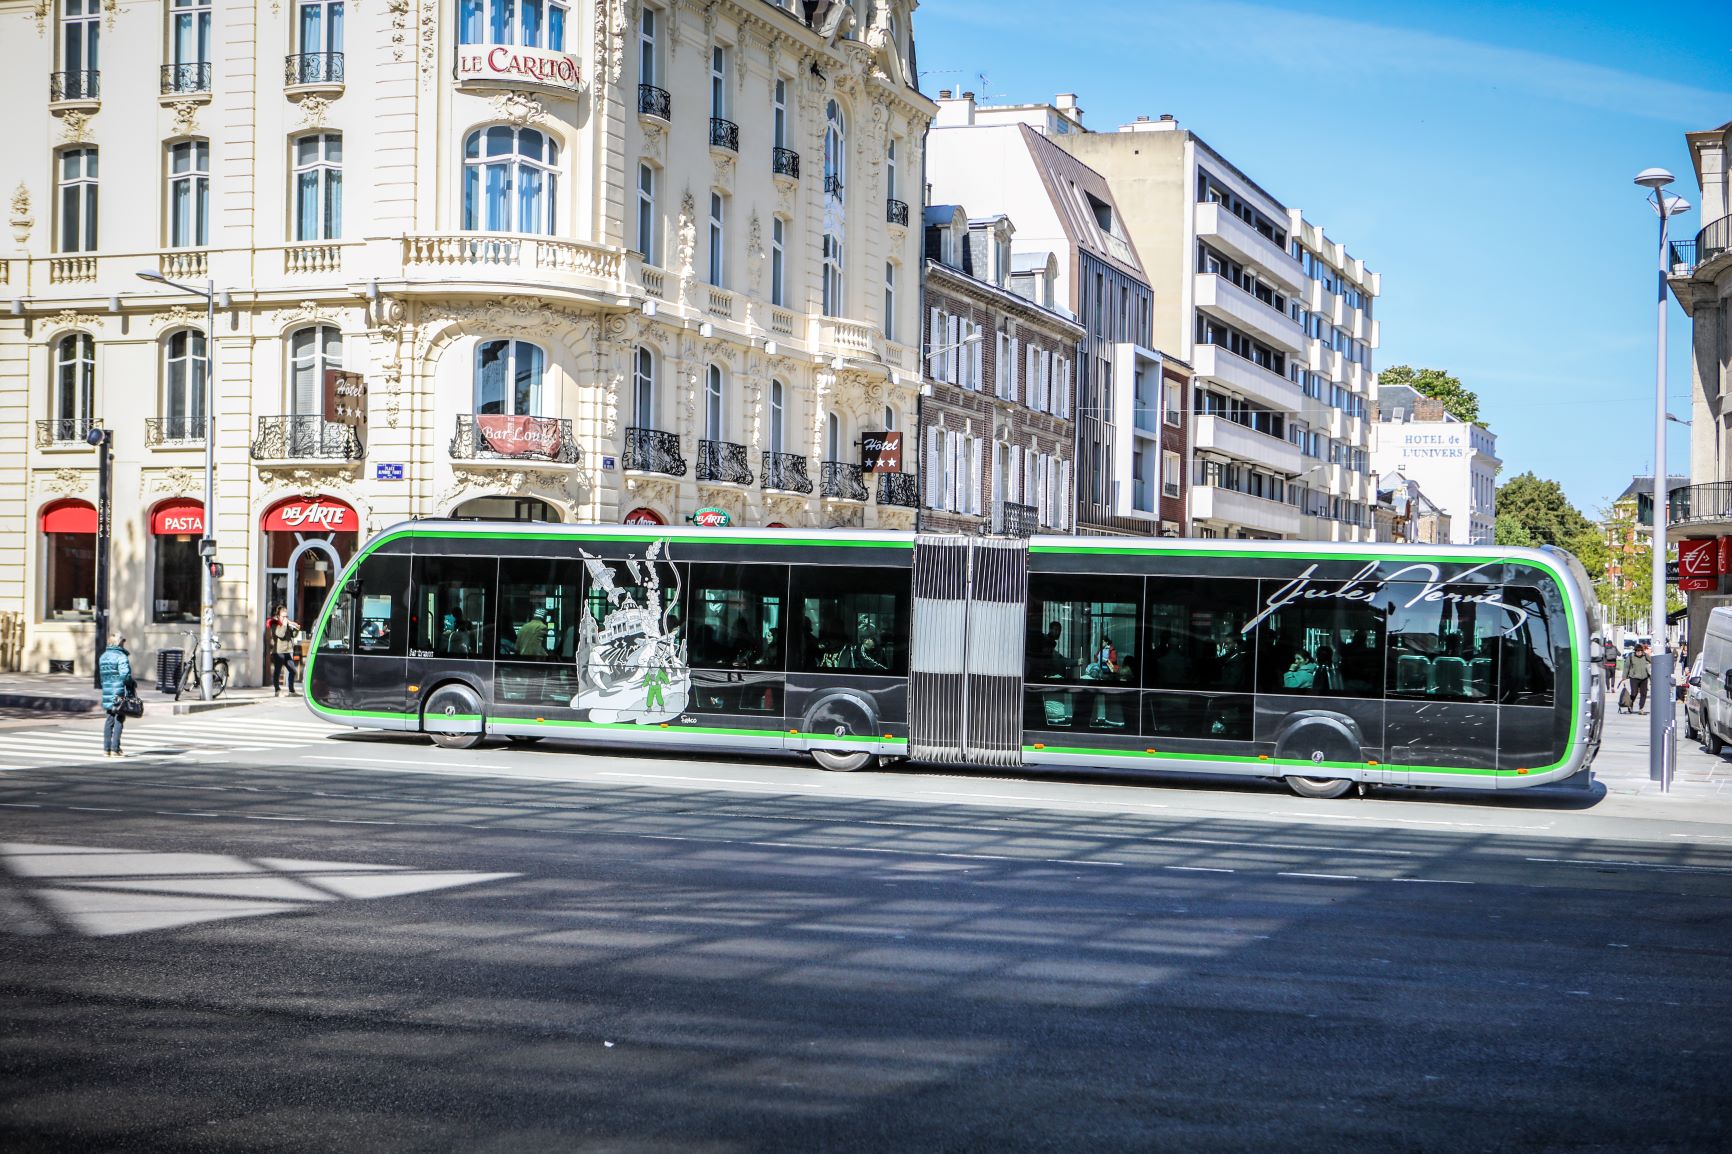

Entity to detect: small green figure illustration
[643,665,669,711]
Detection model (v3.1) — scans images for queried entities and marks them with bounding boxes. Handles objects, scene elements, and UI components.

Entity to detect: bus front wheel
[1285,775,1355,800]
[812,749,872,772]
[424,683,485,750]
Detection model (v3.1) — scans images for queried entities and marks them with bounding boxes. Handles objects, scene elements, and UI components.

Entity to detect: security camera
[83,426,105,448]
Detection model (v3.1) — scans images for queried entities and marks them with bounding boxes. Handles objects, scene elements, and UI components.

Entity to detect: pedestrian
[1628,642,1652,714]
[98,634,136,758]
[267,604,302,695]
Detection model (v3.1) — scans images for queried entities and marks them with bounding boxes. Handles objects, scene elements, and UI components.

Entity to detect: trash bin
[156,648,184,695]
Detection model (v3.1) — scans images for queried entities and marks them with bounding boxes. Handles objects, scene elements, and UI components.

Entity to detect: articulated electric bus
[304,522,1603,798]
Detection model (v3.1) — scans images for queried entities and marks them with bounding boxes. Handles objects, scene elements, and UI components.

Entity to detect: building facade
[0,0,934,679]
[925,93,1180,535]
[918,205,1082,536]
[1369,387,1498,545]
[1052,109,1379,541]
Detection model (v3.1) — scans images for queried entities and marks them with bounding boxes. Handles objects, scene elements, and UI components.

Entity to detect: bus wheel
[813,749,872,772]
[505,735,544,745]
[1285,775,1355,799]
[424,683,484,750]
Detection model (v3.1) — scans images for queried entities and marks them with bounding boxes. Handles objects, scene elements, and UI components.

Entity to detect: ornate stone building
[0,0,933,679]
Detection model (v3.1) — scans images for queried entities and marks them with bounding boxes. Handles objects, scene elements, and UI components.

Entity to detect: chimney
[938,88,952,99]
[1054,92,1083,125]
[934,88,976,128]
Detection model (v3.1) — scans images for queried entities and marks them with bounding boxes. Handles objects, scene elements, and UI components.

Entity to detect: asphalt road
[2,706,1730,1152]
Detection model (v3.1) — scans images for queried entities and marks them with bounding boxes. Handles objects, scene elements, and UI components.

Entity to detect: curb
[0,693,100,714]
[171,694,281,715]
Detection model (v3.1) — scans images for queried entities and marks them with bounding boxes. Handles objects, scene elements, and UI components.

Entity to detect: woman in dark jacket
[98,635,137,757]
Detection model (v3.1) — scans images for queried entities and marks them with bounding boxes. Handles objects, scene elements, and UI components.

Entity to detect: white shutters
[925,426,943,507]
[928,306,942,378]
[1057,356,1072,418]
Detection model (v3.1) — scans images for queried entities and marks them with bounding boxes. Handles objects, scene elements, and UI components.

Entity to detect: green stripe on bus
[1025,745,1534,777]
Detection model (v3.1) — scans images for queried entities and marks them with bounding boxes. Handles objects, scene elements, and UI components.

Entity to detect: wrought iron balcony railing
[709,117,739,152]
[35,418,97,447]
[624,426,686,476]
[875,472,920,508]
[821,461,869,502]
[1697,215,1730,267]
[638,84,671,119]
[697,439,753,485]
[772,147,800,179]
[885,198,910,227]
[762,451,813,494]
[144,416,205,446]
[824,173,844,198]
[992,501,1039,538]
[160,62,211,95]
[286,52,344,86]
[1667,482,1732,526]
[250,414,362,460]
[450,414,579,463]
[50,71,99,102]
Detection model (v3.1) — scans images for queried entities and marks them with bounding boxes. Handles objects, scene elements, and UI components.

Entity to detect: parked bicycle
[172,629,230,701]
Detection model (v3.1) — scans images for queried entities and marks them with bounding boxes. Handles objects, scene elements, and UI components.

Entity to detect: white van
[1692,607,1732,754]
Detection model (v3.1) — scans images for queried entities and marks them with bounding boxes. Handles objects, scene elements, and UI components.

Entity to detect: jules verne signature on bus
[1240,561,1533,635]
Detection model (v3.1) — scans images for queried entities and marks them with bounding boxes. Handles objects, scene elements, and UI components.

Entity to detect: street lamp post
[1634,168,1691,784]
[137,270,219,701]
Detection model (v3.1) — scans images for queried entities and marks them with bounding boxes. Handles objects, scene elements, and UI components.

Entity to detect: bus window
[1383,583,1502,702]
[319,585,355,653]
[497,556,581,662]
[1252,581,1384,697]
[790,566,910,676]
[412,555,497,658]
[1144,577,1255,692]
[353,553,409,658]
[687,563,789,670]
[1497,586,1555,708]
[1027,573,1139,686]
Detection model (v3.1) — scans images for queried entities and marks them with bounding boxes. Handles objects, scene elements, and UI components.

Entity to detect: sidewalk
[1587,695,1732,798]
[0,670,278,718]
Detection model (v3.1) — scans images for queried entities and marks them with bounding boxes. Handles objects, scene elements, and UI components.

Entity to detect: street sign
[602,455,618,471]
[375,463,405,481]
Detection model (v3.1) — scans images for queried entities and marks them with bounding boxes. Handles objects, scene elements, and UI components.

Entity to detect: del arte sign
[263,498,356,533]
[457,45,583,93]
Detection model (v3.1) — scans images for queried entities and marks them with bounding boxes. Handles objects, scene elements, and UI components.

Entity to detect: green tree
[1494,515,1536,547]
[1496,471,1592,547]
[1591,504,1683,630]
[1380,364,1483,427]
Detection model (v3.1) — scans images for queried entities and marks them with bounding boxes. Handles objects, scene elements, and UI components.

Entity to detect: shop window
[153,537,201,623]
[789,565,909,676]
[412,555,497,658]
[41,500,96,621]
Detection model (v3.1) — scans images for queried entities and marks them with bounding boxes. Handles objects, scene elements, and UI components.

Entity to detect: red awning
[261,496,357,533]
[151,498,205,536]
[623,507,666,526]
[40,500,96,534]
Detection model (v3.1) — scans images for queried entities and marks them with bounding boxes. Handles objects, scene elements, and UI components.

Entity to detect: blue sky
[913,0,1732,516]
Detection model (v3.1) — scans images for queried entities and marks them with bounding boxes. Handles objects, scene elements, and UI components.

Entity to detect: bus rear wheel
[1285,775,1355,800]
[424,683,485,750]
[813,749,872,772]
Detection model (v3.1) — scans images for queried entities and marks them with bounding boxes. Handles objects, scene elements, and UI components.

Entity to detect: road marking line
[0,802,42,808]
[1278,872,1360,880]
[243,815,308,822]
[1391,877,1475,885]
[1165,865,1233,873]
[596,772,824,789]
[155,811,222,818]
[66,807,122,812]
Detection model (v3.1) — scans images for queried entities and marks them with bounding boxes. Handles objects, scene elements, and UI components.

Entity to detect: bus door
[908,535,1028,767]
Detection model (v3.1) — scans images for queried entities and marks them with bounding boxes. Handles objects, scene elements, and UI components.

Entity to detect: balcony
[886,198,910,227]
[772,147,800,181]
[819,317,879,361]
[161,250,209,279]
[1191,484,1300,537]
[35,418,97,448]
[1693,216,1730,271]
[49,256,97,285]
[144,416,204,448]
[401,233,626,294]
[624,427,686,477]
[709,117,739,152]
[638,83,671,122]
[875,471,920,508]
[706,285,735,319]
[1193,272,1305,355]
[250,415,362,461]
[160,62,211,96]
[50,71,99,107]
[1193,414,1303,475]
[824,174,844,199]
[284,242,343,275]
[820,461,868,502]
[762,451,813,494]
[450,414,579,464]
[1194,200,1304,294]
[1190,344,1304,414]
[285,52,344,90]
[695,439,753,485]
[1666,482,1732,540]
[992,501,1039,538]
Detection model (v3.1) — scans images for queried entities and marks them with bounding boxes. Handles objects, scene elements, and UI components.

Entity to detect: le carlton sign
[457,45,583,93]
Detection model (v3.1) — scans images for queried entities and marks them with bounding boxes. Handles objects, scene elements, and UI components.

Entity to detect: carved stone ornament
[702,1,718,44]
[623,476,679,511]
[694,485,744,522]
[46,308,98,331]
[59,111,94,144]
[451,467,574,497]
[675,191,698,302]
[747,213,766,295]
[152,304,203,330]
[10,182,32,245]
[103,0,118,28]
[492,90,546,127]
[641,122,667,166]
[420,4,438,84]
[148,467,202,495]
[273,300,340,327]
[824,504,865,529]
[765,493,813,526]
[775,178,795,218]
[33,1,48,35]
[35,468,93,496]
[666,2,680,58]
[169,100,201,137]
[257,465,360,491]
[712,152,735,194]
[388,0,410,62]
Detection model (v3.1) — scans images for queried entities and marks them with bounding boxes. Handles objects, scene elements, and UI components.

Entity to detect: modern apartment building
[926,92,1185,535]
[918,204,1083,536]
[1054,109,1380,541]
[0,0,933,679]
[1368,386,1499,545]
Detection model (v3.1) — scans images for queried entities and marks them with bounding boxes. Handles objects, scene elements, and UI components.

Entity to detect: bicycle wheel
[211,660,229,698]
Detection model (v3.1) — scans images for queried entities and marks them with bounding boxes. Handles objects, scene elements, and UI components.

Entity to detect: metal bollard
[1660,719,1676,793]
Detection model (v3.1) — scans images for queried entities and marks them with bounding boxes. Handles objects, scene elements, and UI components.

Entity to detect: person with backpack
[98,635,137,757]
[267,604,302,696]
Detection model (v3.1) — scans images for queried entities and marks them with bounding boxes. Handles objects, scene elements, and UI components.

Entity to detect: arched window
[823,99,846,199]
[826,411,841,462]
[463,126,559,235]
[704,364,724,441]
[54,333,94,429]
[288,325,341,414]
[769,379,786,454]
[162,328,206,436]
[633,346,656,426]
[475,339,545,416]
[167,139,210,248]
[460,0,567,49]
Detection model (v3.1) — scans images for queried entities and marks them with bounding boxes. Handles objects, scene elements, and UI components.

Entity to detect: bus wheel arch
[422,679,486,750]
[804,692,879,773]
[1274,710,1362,799]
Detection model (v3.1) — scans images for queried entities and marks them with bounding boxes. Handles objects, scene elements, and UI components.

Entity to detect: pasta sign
[457,45,583,93]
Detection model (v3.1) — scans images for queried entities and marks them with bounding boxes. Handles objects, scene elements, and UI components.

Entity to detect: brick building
[919,206,1083,535]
